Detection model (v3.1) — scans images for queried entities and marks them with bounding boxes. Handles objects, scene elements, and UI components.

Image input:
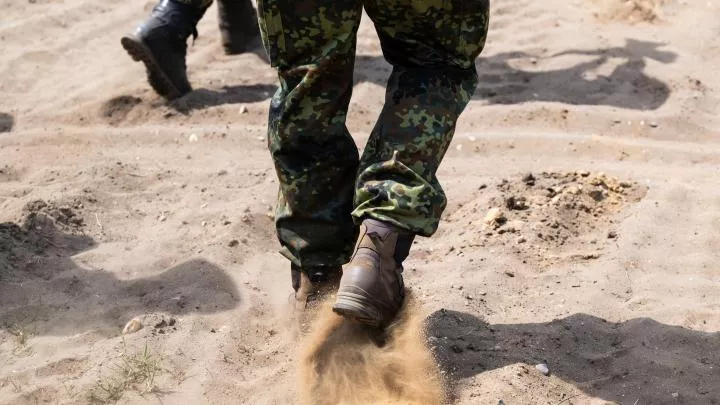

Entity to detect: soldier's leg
[216,0,263,55]
[355,0,490,236]
[332,0,489,326]
[256,0,363,281]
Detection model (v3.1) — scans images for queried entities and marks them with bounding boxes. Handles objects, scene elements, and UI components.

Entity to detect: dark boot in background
[121,0,212,100]
[216,0,263,56]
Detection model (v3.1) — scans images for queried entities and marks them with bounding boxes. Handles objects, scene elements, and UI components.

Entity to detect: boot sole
[120,35,184,100]
[332,292,383,327]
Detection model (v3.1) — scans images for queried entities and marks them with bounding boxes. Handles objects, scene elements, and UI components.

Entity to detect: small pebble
[565,185,581,195]
[506,196,528,210]
[188,133,199,143]
[122,318,143,334]
[535,363,550,376]
[484,208,506,226]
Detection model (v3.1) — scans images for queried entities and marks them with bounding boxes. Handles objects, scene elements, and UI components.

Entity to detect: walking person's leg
[216,0,263,55]
[333,0,490,326]
[256,0,363,302]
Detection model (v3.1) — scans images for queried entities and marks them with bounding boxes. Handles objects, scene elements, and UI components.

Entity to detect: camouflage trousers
[257,0,489,268]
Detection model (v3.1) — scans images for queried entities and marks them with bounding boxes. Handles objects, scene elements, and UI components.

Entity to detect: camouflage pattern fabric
[257,0,489,269]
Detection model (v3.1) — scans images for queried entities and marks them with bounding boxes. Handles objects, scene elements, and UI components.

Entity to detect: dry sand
[1,0,719,404]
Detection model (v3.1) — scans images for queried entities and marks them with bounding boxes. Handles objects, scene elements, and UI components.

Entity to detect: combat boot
[292,264,341,331]
[292,264,341,311]
[216,0,263,55]
[333,219,414,327]
[121,0,212,100]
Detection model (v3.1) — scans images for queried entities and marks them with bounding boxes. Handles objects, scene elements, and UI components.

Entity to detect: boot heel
[120,36,145,62]
[333,292,382,327]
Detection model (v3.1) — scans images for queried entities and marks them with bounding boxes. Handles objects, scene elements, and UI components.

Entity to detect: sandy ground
[1,0,720,404]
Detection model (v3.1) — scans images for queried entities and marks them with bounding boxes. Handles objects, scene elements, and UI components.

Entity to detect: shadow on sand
[0,210,240,336]
[355,39,677,110]
[169,84,278,113]
[427,309,719,404]
[0,112,13,133]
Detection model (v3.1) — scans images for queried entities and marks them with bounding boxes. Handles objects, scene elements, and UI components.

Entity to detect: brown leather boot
[333,219,414,327]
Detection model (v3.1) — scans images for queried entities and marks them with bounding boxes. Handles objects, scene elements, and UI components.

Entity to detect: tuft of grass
[88,342,162,404]
[8,323,32,346]
[4,311,40,350]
